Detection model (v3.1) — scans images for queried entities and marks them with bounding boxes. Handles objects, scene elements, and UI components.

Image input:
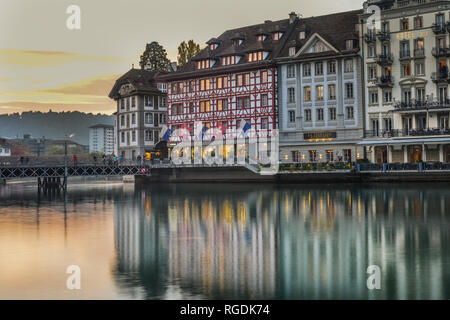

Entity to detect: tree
[177,40,201,67]
[139,42,171,72]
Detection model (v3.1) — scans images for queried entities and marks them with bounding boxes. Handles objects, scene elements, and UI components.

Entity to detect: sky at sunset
[0,0,362,115]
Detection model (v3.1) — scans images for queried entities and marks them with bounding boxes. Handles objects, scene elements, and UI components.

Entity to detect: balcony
[432,23,446,35]
[364,33,376,43]
[375,54,393,66]
[394,99,450,111]
[372,76,394,88]
[413,49,425,58]
[399,49,411,60]
[377,31,390,41]
[432,47,450,58]
[431,71,450,83]
[366,128,450,138]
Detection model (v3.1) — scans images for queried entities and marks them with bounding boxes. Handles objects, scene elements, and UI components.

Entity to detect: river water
[0,181,449,300]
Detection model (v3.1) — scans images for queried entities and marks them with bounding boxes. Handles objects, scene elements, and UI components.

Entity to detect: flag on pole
[239,119,251,137]
[160,125,172,142]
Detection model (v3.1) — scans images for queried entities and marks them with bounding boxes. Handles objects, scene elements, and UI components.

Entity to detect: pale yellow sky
[0,0,362,115]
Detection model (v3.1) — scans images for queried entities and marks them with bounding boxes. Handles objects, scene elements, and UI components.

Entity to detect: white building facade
[361,0,450,163]
[89,124,114,155]
[277,10,365,164]
[0,145,11,157]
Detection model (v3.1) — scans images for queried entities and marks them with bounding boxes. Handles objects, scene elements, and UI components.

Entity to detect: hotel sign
[304,132,337,141]
[396,31,429,40]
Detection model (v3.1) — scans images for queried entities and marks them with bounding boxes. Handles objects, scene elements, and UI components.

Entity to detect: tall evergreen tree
[177,40,201,67]
[139,41,171,71]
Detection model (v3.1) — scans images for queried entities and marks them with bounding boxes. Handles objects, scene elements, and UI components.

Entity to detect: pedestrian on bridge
[73,155,78,167]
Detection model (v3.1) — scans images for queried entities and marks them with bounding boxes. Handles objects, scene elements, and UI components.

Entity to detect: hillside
[0,111,114,145]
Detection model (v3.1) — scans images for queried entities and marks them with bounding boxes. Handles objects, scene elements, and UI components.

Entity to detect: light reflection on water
[0,182,450,300]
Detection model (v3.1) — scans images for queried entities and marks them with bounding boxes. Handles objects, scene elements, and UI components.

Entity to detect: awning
[358,137,450,146]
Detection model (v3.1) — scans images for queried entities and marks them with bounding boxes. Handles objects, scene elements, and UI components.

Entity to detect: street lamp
[64,133,75,166]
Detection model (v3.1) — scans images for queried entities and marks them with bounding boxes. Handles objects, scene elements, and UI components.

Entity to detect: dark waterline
[0,181,450,300]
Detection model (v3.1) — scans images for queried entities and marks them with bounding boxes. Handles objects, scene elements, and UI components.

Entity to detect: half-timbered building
[159,13,300,158]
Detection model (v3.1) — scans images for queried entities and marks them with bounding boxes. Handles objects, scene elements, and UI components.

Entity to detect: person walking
[93,154,97,165]
[102,154,106,165]
[73,155,78,167]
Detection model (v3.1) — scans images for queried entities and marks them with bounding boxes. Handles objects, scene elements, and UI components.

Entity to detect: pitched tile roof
[109,68,163,99]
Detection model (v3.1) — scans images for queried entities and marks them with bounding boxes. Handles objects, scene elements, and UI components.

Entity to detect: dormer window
[299,31,306,40]
[345,40,354,50]
[222,56,237,66]
[257,35,266,41]
[272,32,283,41]
[197,59,213,70]
[209,43,218,51]
[232,39,243,46]
[248,51,264,62]
[289,47,296,57]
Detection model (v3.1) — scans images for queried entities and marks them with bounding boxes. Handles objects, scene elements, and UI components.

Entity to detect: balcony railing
[372,76,394,88]
[414,48,425,58]
[399,49,411,59]
[394,99,450,110]
[366,128,450,138]
[375,54,393,66]
[432,47,450,58]
[377,31,390,41]
[432,23,446,34]
[431,71,450,83]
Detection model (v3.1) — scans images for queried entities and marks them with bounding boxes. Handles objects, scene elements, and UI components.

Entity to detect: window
[261,118,268,130]
[131,96,136,107]
[384,90,392,103]
[178,104,183,114]
[248,51,264,62]
[368,45,376,58]
[328,61,336,74]
[344,59,353,73]
[288,111,295,123]
[303,63,311,76]
[292,151,300,163]
[416,88,425,102]
[200,100,210,112]
[345,40,354,50]
[288,88,296,103]
[415,61,425,76]
[200,79,210,91]
[217,76,228,89]
[345,83,354,99]
[261,71,268,83]
[273,32,283,40]
[217,99,228,111]
[329,108,336,121]
[237,73,250,86]
[261,95,268,107]
[299,31,305,39]
[287,65,295,78]
[326,150,334,162]
[328,84,336,100]
[315,62,323,75]
[316,85,324,101]
[370,91,378,104]
[189,102,194,113]
[368,66,377,80]
[346,106,354,120]
[120,115,125,126]
[120,99,125,109]
[344,149,352,162]
[304,87,311,102]
[309,150,317,162]
[305,109,312,121]
[131,113,136,125]
[145,113,153,124]
[400,19,409,31]
[237,96,250,109]
[289,47,296,56]
[383,118,392,132]
[145,130,152,141]
[121,132,125,143]
[132,131,136,142]
[317,108,324,121]
[401,63,411,77]
[144,96,153,107]
[222,56,236,66]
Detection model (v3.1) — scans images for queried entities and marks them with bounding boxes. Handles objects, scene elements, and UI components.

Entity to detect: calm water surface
[0,181,450,300]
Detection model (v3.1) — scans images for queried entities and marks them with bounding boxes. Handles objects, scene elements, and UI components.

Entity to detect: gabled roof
[109,68,163,99]
[277,9,362,59]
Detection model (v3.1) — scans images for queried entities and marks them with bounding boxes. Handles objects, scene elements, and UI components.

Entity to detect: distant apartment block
[0,144,11,157]
[89,124,115,155]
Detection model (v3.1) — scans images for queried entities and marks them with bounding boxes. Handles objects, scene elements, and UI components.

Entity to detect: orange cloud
[0,100,115,114]
[0,49,128,67]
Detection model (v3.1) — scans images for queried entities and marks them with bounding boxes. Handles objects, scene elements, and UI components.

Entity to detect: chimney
[289,12,297,24]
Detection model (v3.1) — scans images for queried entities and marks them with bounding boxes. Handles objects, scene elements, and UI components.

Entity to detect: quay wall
[134,167,450,184]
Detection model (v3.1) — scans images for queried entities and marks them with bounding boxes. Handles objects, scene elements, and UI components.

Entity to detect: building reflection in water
[112,183,450,300]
